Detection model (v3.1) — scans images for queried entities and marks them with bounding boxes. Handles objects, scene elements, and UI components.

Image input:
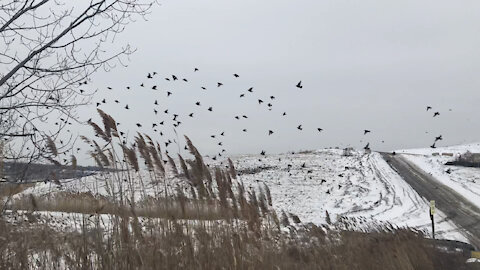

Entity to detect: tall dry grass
[0,110,472,269]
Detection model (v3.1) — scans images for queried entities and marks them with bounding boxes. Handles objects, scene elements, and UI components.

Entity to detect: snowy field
[9,148,470,242]
[398,143,480,210]
[228,149,466,241]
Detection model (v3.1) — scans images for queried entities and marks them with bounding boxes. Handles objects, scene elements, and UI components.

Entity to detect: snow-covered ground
[9,148,470,242]
[229,149,467,241]
[398,143,480,210]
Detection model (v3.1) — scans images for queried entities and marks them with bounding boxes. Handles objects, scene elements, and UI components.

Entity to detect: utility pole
[430,200,435,239]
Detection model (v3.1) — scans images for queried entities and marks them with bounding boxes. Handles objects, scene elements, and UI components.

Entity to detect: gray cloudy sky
[76,0,480,159]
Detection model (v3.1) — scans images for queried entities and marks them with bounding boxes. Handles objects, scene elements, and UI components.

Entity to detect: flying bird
[258,99,263,104]
[317,128,323,132]
[172,75,178,80]
[435,135,443,142]
[433,112,440,117]
[296,81,303,89]
[189,113,194,117]
[152,85,157,90]
[268,130,274,135]
[297,125,303,130]
[147,73,152,79]
[136,123,142,127]
[364,130,371,135]
[208,107,213,112]
[125,105,129,109]
[247,87,253,92]
[426,106,432,111]
[196,101,201,106]
[233,74,239,78]
[240,94,245,98]
[194,68,199,72]
[217,82,223,87]
[183,78,188,82]
[167,91,172,96]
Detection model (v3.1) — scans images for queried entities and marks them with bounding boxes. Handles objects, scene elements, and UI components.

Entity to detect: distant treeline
[1,162,108,182]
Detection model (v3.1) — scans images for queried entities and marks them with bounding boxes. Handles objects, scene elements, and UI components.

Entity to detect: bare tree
[0,0,157,168]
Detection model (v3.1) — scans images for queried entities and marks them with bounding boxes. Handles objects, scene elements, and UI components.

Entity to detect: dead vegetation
[0,110,472,269]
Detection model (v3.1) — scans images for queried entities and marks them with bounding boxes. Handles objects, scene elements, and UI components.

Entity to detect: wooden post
[430,200,435,239]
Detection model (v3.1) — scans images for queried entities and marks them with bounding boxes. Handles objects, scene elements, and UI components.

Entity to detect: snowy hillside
[10,148,469,242]
[227,149,466,241]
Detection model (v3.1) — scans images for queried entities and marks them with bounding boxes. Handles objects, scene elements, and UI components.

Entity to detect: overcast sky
[74,0,480,160]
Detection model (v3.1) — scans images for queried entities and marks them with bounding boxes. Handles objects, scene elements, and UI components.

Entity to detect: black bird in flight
[126,86,130,90]
[154,100,158,105]
[147,73,152,79]
[233,74,239,78]
[217,82,223,87]
[242,115,248,119]
[211,135,216,138]
[80,89,84,93]
[426,106,432,111]
[152,85,157,90]
[102,99,106,103]
[201,87,206,90]
[240,94,245,98]
[317,128,323,132]
[364,143,370,150]
[172,75,178,80]
[260,150,266,156]
[183,78,188,82]
[235,116,240,120]
[258,99,263,104]
[283,112,287,116]
[153,72,157,75]
[152,123,157,128]
[114,100,119,103]
[268,130,274,135]
[96,102,101,107]
[433,112,440,117]
[173,114,178,121]
[270,96,275,100]
[196,101,201,106]
[208,107,213,112]
[364,130,371,135]
[165,78,170,81]
[297,125,303,130]
[247,87,253,92]
[140,83,144,87]
[125,104,129,109]
[136,123,142,127]
[189,113,194,117]
[107,87,112,90]
[242,129,247,132]
[167,91,172,96]
[194,68,199,72]
[159,121,164,125]
[296,81,303,89]
[154,109,158,115]
[164,109,168,114]
[218,142,223,146]
[435,135,443,142]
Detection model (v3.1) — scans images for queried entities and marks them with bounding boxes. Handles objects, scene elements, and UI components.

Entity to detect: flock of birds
[91,69,332,160]
[86,68,450,162]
